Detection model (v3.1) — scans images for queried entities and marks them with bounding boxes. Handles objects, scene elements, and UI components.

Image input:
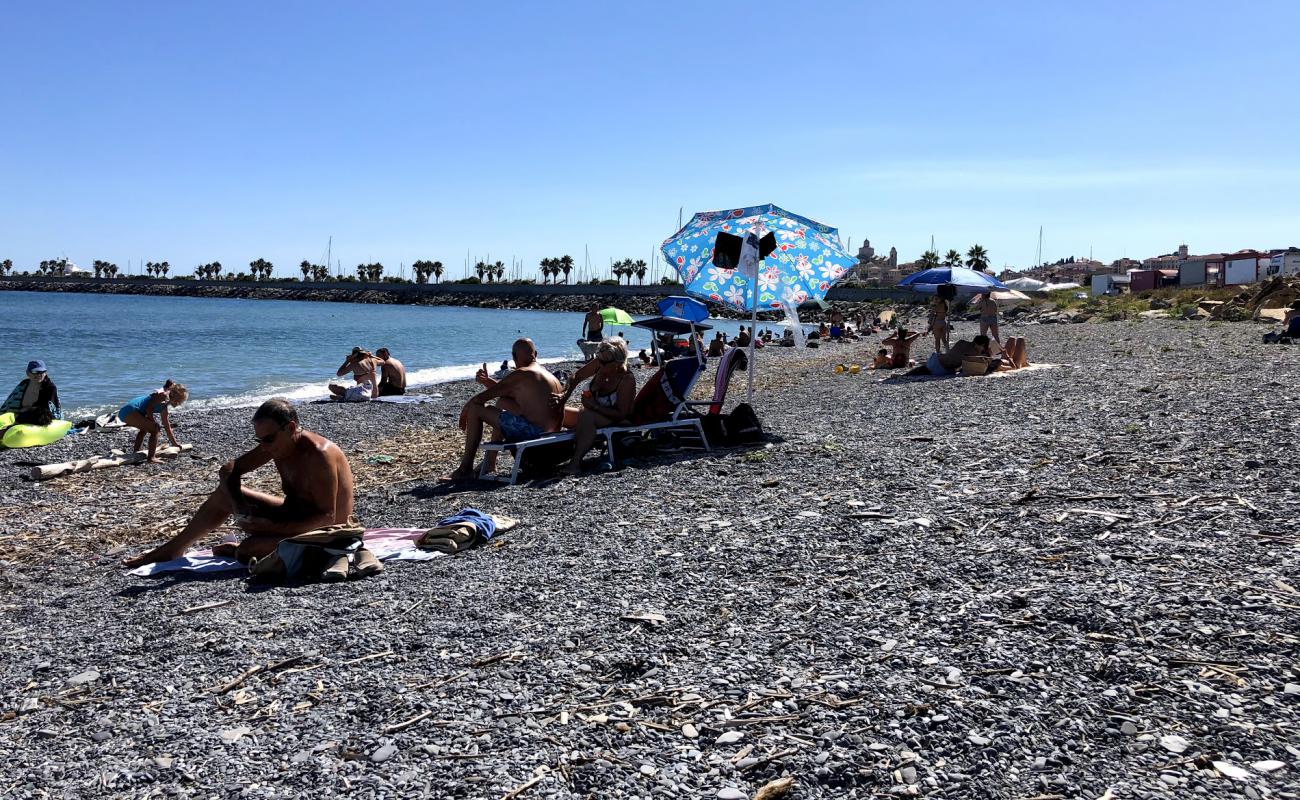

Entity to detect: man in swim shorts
[583,307,604,343]
[122,398,356,567]
[449,338,562,480]
[375,348,407,396]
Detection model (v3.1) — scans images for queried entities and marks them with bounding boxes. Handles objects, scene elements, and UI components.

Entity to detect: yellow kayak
[0,412,74,449]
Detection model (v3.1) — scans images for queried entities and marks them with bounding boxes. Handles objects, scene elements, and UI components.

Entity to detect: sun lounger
[479,353,729,484]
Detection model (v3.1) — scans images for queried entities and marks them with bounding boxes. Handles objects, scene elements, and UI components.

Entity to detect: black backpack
[723,403,763,444]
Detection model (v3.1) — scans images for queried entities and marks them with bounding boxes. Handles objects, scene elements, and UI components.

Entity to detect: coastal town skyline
[2,2,1296,276]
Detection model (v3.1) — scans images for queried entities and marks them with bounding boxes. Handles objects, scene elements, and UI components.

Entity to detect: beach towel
[879,363,1061,385]
[125,518,521,577]
[373,393,443,404]
[416,509,517,553]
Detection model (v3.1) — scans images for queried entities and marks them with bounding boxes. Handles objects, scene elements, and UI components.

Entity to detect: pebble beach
[2,318,1298,799]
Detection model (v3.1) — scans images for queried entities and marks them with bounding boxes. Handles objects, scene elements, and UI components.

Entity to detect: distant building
[848,239,902,286]
[1267,248,1300,279]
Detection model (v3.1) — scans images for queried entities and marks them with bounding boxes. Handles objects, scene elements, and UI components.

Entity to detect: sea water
[3,292,760,416]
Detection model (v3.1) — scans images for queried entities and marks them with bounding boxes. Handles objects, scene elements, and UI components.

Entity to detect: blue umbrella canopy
[897,266,1007,294]
[661,204,856,312]
[656,295,709,323]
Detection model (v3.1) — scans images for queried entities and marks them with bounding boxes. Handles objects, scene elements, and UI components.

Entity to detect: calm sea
[4,292,756,416]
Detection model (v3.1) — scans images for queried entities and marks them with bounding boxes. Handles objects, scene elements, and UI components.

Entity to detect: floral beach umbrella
[660,204,857,313]
[662,204,857,402]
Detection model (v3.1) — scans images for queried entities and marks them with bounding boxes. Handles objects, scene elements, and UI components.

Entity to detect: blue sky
[2,1,1296,278]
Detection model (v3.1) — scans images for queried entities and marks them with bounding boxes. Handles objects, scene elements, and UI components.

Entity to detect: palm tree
[493,260,505,283]
[634,259,647,285]
[160,261,170,278]
[108,263,119,278]
[300,260,311,281]
[538,257,553,284]
[965,245,990,273]
[942,249,963,268]
[919,250,940,269]
[559,255,574,284]
[0,259,11,276]
[431,261,443,283]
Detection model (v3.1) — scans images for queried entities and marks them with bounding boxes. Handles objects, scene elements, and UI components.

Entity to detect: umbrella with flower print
[661,203,857,314]
[661,204,857,402]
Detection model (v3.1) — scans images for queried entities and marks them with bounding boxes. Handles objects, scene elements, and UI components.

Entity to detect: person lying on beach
[118,380,187,462]
[334,347,379,399]
[881,327,921,368]
[871,349,891,369]
[554,338,637,475]
[122,398,355,567]
[449,338,562,480]
[637,349,652,367]
[375,348,406,396]
[3,359,61,425]
[998,336,1031,369]
[905,335,990,376]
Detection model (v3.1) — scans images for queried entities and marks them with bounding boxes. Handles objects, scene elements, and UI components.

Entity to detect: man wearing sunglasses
[123,398,356,568]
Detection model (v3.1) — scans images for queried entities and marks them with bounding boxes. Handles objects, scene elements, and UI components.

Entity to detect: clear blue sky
[2,1,1296,278]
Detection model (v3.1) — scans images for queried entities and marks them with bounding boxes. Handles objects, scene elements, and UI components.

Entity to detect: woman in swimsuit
[559,338,637,475]
[927,295,951,353]
[118,379,188,462]
[977,293,1001,343]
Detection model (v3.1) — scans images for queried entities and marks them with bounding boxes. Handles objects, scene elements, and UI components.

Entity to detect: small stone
[1160,774,1180,786]
[717,789,746,800]
[371,744,398,763]
[639,764,656,776]
[682,723,698,739]
[901,766,918,784]
[967,732,991,746]
[1284,683,1300,695]
[67,670,100,686]
[219,726,251,745]
[1252,760,1286,773]
[19,698,39,714]
[1121,721,1138,736]
[91,730,111,743]
[1213,761,1251,780]
[153,757,173,769]
[1159,734,1189,754]
[716,731,743,745]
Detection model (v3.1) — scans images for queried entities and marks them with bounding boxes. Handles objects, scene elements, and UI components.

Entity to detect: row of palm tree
[248,259,275,281]
[612,258,648,285]
[474,261,506,283]
[355,263,385,282]
[917,244,991,273]
[411,260,444,284]
[93,260,120,278]
[538,255,575,284]
[37,259,70,275]
[145,261,171,277]
[195,262,224,279]
[300,261,332,282]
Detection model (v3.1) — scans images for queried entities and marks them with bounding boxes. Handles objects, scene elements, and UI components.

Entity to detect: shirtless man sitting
[375,348,407,396]
[449,338,562,480]
[881,327,921,368]
[122,398,356,567]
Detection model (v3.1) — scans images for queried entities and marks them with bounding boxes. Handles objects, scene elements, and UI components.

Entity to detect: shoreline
[2,276,910,319]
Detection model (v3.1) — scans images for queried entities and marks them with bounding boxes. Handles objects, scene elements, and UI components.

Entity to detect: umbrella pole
[748,258,759,404]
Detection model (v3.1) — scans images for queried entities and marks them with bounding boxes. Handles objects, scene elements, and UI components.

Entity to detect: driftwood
[30,443,193,481]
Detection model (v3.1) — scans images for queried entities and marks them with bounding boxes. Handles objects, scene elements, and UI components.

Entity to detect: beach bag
[724,403,763,444]
[248,519,375,583]
[700,413,729,447]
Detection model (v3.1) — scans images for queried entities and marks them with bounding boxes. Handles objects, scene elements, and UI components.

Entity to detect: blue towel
[435,508,497,542]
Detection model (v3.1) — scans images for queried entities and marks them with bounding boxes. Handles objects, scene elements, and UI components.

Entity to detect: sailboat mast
[326,236,332,278]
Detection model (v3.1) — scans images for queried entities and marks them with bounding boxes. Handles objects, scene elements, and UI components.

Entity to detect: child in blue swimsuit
[118,380,189,462]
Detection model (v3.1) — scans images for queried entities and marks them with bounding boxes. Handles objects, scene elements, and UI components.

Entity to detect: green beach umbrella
[598,307,634,326]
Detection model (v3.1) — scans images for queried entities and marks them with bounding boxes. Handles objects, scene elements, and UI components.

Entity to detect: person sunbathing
[375,348,406,396]
[331,347,379,400]
[881,327,921,368]
[449,338,562,480]
[122,398,355,567]
[871,349,892,369]
[556,338,637,475]
[909,335,994,376]
[998,336,1031,369]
